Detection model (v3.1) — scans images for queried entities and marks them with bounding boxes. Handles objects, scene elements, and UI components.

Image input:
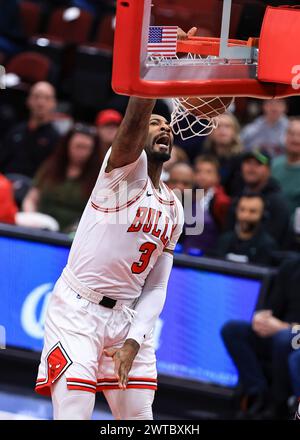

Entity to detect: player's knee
[55,392,95,420]
[51,376,95,420]
[121,402,153,420]
[119,389,155,420]
[221,320,251,342]
[272,328,291,349]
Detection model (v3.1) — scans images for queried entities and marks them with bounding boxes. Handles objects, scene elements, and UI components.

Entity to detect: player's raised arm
[105,97,156,172]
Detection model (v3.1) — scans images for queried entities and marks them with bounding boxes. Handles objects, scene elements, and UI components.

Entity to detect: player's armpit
[163,248,174,256]
[106,97,156,172]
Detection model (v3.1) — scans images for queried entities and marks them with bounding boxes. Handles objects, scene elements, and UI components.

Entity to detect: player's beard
[147,149,171,163]
[145,140,171,163]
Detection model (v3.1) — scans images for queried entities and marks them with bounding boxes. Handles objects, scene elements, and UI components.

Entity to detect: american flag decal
[147,26,178,56]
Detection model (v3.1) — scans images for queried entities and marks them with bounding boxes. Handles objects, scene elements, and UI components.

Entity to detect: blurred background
[1,0,300,420]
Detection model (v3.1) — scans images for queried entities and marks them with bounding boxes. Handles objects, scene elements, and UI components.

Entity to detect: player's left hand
[177,27,197,41]
[104,339,139,390]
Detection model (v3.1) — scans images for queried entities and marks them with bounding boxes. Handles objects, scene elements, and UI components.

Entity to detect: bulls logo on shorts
[37,341,72,390]
[47,342,72,383]
[35,342,73,395]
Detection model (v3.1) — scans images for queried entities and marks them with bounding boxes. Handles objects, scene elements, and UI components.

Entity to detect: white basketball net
[170,96,234,140]
[146,53,235,140]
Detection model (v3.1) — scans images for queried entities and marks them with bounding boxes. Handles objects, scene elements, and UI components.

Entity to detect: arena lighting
[36,38,50,47]
[63,7,81,22]
[4,73,20,88]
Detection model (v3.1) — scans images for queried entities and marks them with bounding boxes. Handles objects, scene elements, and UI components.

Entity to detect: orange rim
[177,36,257,57]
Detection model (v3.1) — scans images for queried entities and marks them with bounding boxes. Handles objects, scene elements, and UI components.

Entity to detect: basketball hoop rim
[177,36,259,57]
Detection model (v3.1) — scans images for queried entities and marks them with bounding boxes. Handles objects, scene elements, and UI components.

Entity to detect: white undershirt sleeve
[126,251,174,346]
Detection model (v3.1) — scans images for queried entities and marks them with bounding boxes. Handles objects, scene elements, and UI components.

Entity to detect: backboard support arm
[219,0,254,59]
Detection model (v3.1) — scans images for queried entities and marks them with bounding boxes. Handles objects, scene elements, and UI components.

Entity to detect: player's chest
[126,190,176,247]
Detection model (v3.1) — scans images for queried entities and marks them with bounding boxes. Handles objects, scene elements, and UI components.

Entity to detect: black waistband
[99,296,117,308]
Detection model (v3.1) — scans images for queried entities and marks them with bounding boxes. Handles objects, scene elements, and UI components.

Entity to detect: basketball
[179,96,234,120]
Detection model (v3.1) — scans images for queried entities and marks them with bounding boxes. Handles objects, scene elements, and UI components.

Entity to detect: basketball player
[35,96,185,419]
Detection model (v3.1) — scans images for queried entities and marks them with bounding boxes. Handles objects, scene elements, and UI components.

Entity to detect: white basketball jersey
[67,148,184,300]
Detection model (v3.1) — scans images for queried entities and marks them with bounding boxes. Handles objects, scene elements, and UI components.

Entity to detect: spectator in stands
[162,145,189,182]
[204,112,243,196]
[241,99,288,157]
[0,173,17,224]
[0,82,59,178]
[95,109,122,163]
[221,257,300,419]
[167,161,194,194]
[167,161,193,253]
[226,149,290,245]
[182,155,231,255]
[272,117,300,217]
[22,124,100,232]
[216,193,277,265]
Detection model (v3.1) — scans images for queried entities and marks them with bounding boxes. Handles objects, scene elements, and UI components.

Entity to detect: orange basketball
[180,96,234,119]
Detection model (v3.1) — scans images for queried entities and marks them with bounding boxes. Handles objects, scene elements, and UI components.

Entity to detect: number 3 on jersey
[131,242,157,274]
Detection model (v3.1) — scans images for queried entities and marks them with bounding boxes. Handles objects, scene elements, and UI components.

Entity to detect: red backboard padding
[258,6,300,87]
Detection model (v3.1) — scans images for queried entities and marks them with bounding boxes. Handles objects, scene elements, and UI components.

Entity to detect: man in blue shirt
[241,99,288,157]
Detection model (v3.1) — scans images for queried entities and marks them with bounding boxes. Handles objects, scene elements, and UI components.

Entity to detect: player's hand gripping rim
[177,27,197,41]
[104,339,140,390]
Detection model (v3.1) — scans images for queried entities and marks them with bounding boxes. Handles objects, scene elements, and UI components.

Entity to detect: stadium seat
[91,13,115,50]
[28,7,95,85]
[45,7,94,45]
[6,51,51,84]
[19,1,42,38]
[75,45,112,73]
[68,46,112,119]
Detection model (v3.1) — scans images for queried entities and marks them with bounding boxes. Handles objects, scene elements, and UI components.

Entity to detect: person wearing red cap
[95,109,123,162]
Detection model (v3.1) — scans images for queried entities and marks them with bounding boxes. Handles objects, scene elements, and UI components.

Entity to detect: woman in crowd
[204,112,244,196]
[23,124,101,232]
